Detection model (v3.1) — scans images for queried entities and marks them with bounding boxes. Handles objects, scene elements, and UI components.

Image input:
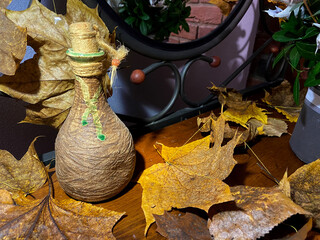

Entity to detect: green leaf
[281,11,303,33]
[296,42,320,61]
[133,6,139,14]
[308,0,320,16]
[309,9,320,18]
[301,27,320,40]
[307,60,316,69]
[118,7,126,13]
[139,12,150,21]
[272,44,294,68]
[289,46,301,69]
[181,20,189,32]
[272,30,301,42]
[293,72,300,105]
[125,16,136,25]
[305,62,320,87]
[139,20,148,35]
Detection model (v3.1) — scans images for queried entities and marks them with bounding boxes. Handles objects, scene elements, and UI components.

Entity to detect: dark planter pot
[290,86,320,163]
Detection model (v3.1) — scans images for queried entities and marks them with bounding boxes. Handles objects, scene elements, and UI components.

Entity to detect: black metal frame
[84,0,286,135]
[0,0,287,138]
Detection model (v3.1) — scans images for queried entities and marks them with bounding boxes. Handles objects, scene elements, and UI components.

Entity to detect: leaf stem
[52,0,57,14]
[244,142,279,185]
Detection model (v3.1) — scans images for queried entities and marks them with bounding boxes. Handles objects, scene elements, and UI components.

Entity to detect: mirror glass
[106,0,238,43]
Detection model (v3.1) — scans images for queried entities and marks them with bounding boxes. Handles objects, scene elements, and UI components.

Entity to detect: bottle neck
[74,76,103,100]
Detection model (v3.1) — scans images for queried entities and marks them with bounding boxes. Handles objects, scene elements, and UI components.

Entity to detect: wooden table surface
[35,107,317,239]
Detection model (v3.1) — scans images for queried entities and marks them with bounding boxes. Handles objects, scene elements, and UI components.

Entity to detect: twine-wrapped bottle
[55,22,135,202]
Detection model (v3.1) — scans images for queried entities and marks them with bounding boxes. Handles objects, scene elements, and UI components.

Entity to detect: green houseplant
[118,0,191,41]
[266,0,320,104]
[266,0,320,163]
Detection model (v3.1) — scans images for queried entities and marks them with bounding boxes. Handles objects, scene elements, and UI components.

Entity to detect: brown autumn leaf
[0,0,12,8]
[247,118,288,137]
[20,84,74,127]
[154,211,211,240]
[210,84,269,127]
[0,0,114,128]
[197,112,241,143]
[0,187,125,239]
[0,137,46,195]
[0,4,27,76]
[209,0,238,15]
[208,185,310,239]
[267,0,290,9]
[288,159,320,229]
[277,218,313,240]
[278,170,291,198]
[197,112,287,145]
[210,84,248,110]
[138,114,240,235]
[262,80,307,122]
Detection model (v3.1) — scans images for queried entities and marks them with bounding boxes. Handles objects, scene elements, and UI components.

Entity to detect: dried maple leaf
[288,159,320,229]
[262,80,307,122]
[197,112,217,133]
[267,0,289,9]
[0,187,124,239]
[0,0,114,128]
[209,0,238,15]
[197,112,287,146]
[278,170,291,198]
[138,115,240,235]
[208,185,310,239]
[278,218,313,240]
[210,84,269,127]
[247,118,288,137]
[0,3,27,76]
[0,137,46,195]
[223,102,268,128]
[210,85,248,110]
[198,112,247,145]
[0,0,12,8]
[154,211,211,240]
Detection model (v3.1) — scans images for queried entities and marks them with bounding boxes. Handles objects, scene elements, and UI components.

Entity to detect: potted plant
[117,0,191,41]
[265,0,320,163]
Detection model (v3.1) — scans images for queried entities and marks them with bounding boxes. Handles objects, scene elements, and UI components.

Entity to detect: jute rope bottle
[55,22,135,202]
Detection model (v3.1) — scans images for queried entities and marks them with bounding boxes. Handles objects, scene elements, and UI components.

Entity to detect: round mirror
[85,0,252,60]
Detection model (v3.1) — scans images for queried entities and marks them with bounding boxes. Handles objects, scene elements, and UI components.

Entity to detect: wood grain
[34,109,316,239]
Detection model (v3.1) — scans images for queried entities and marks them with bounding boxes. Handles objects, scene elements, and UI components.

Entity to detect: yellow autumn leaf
[138,115,240,235]
[223,102,268,128]
[0,2,27,76]
[0,0,115,128]
[288,159,320,229]
[267,0,287,8]
[209,0,237,15]
[0,137,46,195]
[210,84,269,127]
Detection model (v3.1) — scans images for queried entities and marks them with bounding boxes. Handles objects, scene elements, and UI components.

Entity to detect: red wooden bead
[210,56,221,68]
[130,69,145,84]
[270,44,279,54]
